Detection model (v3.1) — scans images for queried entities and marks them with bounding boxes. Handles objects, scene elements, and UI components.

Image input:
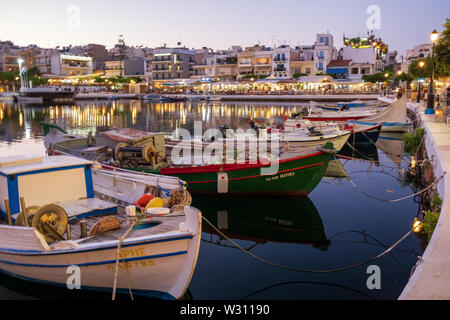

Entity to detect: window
[325,37,329,46]
[320,37,324,43]
[318,62,323,71]
[351,68,359,75]
[306,68,311,74]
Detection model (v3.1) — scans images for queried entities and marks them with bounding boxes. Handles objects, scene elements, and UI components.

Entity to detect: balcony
[273,58,286,62]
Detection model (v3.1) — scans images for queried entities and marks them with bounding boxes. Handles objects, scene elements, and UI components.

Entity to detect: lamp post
[427,29,439,112]
[417,61,425,103]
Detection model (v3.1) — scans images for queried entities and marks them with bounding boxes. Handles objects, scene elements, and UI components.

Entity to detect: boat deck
[67,210,185,244]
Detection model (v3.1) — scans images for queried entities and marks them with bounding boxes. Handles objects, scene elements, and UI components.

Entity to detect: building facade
[152,47,195,80]
[50,54,93,76]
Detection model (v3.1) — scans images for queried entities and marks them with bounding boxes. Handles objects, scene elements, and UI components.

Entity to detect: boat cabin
[0,155,117,224]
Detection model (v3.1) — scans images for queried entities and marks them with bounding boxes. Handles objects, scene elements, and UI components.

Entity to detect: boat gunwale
[160,150,327,175]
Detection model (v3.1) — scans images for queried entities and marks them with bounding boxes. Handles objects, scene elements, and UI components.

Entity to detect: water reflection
[196,195,330,251]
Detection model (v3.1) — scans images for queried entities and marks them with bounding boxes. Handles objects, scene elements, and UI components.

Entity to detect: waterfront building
[272,45,299,78]
[145,50,153,79]
[326,60,352,79]
[0,40,22,72]
[253,50,273,78]
[85,44,110,71]
[405,43,433,63]
[290,60,315,77]
[313,33,336,74]
[50,53,93,76]
[237,45,273,79]
[152,47,195,80]
[105,60,124,77]
[296,45,315,62]
[341,34,387,79]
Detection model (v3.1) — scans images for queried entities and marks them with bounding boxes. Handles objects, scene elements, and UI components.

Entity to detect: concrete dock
[399,101,450,300]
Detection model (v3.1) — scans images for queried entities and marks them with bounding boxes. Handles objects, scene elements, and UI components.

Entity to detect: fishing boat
[353,96,412,132]
[197,195,330,250]
[0,155,201,300]
[345,122,383,144]
[304,104,376,123]
[42,123,335,196]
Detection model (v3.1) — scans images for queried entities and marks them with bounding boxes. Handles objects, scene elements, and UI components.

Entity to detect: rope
[112,220,137,300]
[333,154,445,203]
[202,215,414,274]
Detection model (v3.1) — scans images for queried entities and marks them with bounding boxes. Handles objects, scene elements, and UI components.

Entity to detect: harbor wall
[399,101,450,299]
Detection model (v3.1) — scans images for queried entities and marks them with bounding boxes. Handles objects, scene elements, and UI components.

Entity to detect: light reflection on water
[0,100,423,300]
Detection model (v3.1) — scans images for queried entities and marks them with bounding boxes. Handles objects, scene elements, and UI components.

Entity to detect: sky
[0,0,448,57]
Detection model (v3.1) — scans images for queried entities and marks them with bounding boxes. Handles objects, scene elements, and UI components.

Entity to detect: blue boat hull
[349,125,382,144]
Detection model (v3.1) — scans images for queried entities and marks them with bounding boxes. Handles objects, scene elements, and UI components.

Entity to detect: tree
[434,18,450,77]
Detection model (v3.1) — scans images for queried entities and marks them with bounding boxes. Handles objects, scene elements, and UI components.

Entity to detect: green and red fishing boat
[158,147,334,196]
[42,123,335,196]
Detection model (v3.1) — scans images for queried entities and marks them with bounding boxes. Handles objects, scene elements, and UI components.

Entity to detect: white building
[313,33,336,74]
[342,46,379,80]
[272,46,299,78]
[50,54,93,76]
[405,43,432,63]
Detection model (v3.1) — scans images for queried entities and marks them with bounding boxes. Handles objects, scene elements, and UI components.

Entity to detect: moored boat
[0,155,201,299]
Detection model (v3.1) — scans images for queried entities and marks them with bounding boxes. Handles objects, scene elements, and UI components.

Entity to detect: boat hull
[160,151,332,196]
[0,207,201,300]
[283,132,351,151]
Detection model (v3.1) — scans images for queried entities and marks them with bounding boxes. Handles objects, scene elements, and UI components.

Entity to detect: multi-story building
[405,44,432,63]
[236,45,272,79]
[253,50,273,78]
[296,45,315,61]
[105,60,124,77]
[290,60,315,77]
[326,60,353,79]
[50,53,93,76]
[341,34,388,79]
[0,41,22,72]
[272,45,299,78]
[31,48,55,74]
[152,47,195,80]
[313,33,336,74]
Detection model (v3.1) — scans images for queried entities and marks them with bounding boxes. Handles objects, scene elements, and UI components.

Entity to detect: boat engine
[113,133,168,169]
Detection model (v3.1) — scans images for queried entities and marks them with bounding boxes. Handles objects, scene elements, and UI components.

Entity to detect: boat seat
[11,198,118,223]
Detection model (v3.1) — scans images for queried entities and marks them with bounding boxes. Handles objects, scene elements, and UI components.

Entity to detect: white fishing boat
[0,155,201,300]
[353,96,412,132]
[304,101,377,123]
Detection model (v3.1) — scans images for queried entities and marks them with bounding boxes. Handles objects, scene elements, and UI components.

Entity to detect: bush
[402,128,425,154]
[423,209,440,242]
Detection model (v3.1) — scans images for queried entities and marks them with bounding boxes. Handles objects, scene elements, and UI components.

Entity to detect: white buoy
[217,172,228,193]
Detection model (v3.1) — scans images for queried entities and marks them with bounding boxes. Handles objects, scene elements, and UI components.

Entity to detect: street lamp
[417,61,425,103]
[426,29,439,112]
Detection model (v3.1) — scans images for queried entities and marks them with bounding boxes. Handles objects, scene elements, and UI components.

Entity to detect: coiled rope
[202,216,415,274]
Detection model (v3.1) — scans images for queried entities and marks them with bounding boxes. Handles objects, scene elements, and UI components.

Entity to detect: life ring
[296,123,301,128]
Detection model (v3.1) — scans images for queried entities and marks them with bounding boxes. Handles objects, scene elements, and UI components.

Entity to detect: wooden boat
[42,123,336,196]
[344,122,383,144]
[197,194,330,250]
[0,155,201,300]
[354,96,412,132]
[303,109,376,123]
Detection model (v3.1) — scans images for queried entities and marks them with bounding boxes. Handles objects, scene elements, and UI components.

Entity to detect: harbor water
[0,100,423,300]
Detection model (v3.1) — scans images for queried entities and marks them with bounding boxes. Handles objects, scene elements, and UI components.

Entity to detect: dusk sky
[1,0,448,57]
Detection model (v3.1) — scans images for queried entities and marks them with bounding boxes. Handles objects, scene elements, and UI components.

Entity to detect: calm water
[0,100,423,300]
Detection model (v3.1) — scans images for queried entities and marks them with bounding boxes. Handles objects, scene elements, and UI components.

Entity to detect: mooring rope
[112,220,137,300]
[202,216,415,274]
[333,155,445,203]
